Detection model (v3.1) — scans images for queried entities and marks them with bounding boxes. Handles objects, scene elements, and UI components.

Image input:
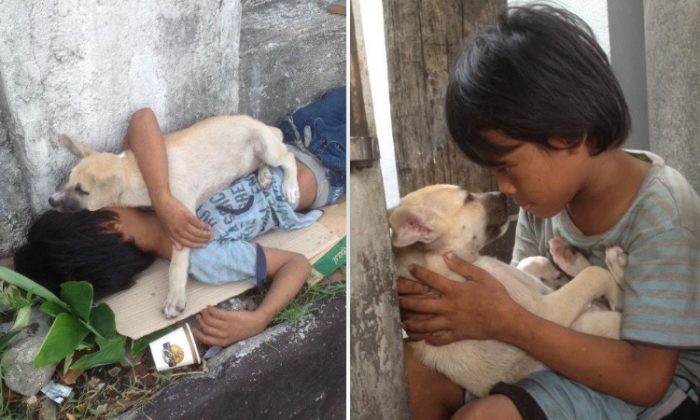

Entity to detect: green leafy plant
[0,275,39,360]
[0,266,125,371]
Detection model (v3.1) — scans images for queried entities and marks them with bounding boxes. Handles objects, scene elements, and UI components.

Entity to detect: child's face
[481,130,591,218]
[103,207,162,251]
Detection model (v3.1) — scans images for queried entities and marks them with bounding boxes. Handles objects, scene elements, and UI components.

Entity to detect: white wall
[357,0,400,208]
[510,0,610,56]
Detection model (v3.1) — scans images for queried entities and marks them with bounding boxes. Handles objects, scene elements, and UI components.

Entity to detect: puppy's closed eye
[75,183,89,196]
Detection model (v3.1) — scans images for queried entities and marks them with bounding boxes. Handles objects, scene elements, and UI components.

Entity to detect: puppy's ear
[87,176,123,211]
[388,207,439,247]
[58,134,96,158]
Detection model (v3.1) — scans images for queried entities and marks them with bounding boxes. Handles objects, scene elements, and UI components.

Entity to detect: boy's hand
[193,306,270,347]
[397,277,440,341]
[153,193,211,249]
[399,253,518,346]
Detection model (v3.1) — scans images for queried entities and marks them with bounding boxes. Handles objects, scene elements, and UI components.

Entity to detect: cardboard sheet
[101,202,346,339]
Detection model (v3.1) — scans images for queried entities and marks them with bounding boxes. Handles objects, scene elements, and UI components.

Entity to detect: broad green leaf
[77,317,104,340]
[12,305,32,330]
[130,325,176,357]
[0,267,67,309]
[71,336,126,370]
[40,301,67,318]
[89,303,117,339]
[34,313,89,367]
[60,281,93,322]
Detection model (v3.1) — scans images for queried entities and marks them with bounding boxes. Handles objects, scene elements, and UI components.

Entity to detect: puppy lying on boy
[48,114,300,318]
[389,184,625,396]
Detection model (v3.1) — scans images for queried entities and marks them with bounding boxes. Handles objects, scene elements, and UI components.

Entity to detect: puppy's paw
[548,237,589,277]
[282,179,300,207]
[518,256,566,290]
[257,165,273,189]
[604,245,627,291]
[604,246,628,274]
[548,236,575,262]
[599,246,627,311]
[163,289,187,319]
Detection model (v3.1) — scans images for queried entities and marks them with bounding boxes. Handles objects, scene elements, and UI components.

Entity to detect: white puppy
[389,184,626,396]
[50,115,300,318]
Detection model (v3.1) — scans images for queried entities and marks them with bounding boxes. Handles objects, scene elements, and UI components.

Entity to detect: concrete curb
[118,297,345,420]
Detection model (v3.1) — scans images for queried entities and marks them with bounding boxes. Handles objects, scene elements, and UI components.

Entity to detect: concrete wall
[510,0,610,55]
[645,0,700,191]
[238,0,346,125]
[608,0,648,150]
[0,0,345,257]
[0,0,241,256]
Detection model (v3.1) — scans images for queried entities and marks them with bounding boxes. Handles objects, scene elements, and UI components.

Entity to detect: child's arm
[193,247,311,346]
[400,255,678,407]
[124,108,210,249]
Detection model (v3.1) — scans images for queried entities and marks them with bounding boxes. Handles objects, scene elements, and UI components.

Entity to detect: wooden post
[382,0,515,261]
[349,0,411,418]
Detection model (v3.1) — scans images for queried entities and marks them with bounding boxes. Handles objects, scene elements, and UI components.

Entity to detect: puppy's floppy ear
[58,134,96,158]
[388,207,440,247]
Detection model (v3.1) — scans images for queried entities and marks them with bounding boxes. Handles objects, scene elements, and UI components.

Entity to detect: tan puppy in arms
[389,184,626,396]
[49,115,300,318]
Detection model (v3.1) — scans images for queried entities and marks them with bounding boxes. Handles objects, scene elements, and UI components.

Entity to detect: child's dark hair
[445,4,630,166]
[13,210,155,299]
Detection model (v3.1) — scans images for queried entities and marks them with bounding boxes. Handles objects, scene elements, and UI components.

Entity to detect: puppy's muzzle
[481,192,509,241]
[48,191,82,213]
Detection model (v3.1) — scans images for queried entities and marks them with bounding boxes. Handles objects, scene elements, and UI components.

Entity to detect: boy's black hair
[445,4,630,166]
[13,210,155,299]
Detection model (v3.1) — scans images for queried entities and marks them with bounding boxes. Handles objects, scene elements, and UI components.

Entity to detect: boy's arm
[193,247,310,346]
[125,108,210,249]
[400,256,678,407]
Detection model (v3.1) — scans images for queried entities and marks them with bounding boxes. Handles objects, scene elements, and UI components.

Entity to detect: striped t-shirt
[511,150,700,390]
[188,166,322,287]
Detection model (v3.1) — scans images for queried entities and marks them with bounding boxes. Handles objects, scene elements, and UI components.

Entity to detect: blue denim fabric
[279,86,346,206]
[510,371,699,420]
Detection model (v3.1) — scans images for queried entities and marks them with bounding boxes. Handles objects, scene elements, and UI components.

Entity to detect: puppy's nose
[48,196,57,207]
[484,191,506,202]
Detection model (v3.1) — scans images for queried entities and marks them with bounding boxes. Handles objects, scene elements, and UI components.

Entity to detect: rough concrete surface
[238,0,346,125]
[0,0,346,258]
[0,119,31,256]
[645,0,700,191]
[118,298,345,420]
[0,0,241,257]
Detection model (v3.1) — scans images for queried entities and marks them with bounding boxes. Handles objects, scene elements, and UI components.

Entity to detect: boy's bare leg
[452,395,522,420]
[193,247,310,346]
[404,344,464,420]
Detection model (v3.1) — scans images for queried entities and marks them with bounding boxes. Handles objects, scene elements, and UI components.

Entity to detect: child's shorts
[287,144,345,209]
[279,86,346,208]
[489,371,700,420]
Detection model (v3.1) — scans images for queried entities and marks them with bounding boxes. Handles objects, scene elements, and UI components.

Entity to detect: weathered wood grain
[383,0,516,261]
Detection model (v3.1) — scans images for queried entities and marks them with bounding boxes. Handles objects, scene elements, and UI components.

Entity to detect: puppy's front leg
[541,265,622,326]
[162,192,197,318]
[164,246,189,318]
[548,237,591,277]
